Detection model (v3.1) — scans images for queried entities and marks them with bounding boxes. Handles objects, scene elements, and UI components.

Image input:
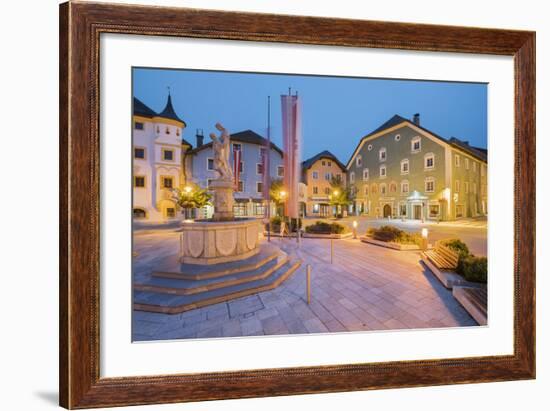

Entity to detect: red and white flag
[281,93,302,219]
[233,148,241,191]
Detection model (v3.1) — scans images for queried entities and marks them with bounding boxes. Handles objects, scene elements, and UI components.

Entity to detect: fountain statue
[179,123,262,265]
[209,123,235,221]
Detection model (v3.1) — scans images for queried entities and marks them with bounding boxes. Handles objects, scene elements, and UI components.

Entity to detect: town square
[131,68,488,341]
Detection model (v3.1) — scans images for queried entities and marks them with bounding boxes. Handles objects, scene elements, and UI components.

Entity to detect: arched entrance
[383,204,392,218]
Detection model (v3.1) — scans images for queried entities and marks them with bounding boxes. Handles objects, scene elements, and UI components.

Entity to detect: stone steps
[152,243,281,280]
[135,254,288,295]
[134,258,302,314]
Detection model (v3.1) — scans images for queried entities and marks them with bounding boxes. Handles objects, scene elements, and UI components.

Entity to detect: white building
[132,94,192,222]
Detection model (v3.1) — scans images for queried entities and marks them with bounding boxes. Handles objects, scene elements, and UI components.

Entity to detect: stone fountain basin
[180,218,262,265]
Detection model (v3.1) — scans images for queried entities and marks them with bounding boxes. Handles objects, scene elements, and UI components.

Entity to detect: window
[356,155,362,167]
[429,204,440,218]
[364,185,369,196]
[256,182,263,193]
[324,187,330,195]
[325,173,331,181]
[134,147,145,159]
[411,137,421,152]
[156,126,159,133]
[425,177,435,193]
[321,160,326,166]
[134,122,144,130]
[424,153,435,169]
[133,208,146,218]
[368,144,373,151]
[162,149,174,161]
[401,180,409,194]
[379,147,387,162]
[207,158,214,170]
[455,154,460,167]
[176,128,180,136]
[455,180,460,192]
[236,181,244,192]
[162,176,174,189]
[395,134,401,141]
[259,147,267,159]
[400,204,407,216]
[465,181,469,193]
[328,161,332,166]
[277,166,284,177]
[312,171,319,180]
[379,165,387,178]
[134,176,145,188]
[473,161,478,172]
[389,182,397,193]
[256,163,264,175]
[334,174,342,183]
[313,204,320,213]
[166,207,176,218]
[350,172,355,183]
[465,158,470,170]
[401,159,409,174]
[232,143,242,152]
[313,186,318,194]
[363,168,369,181]
[371,184,378,194]
[456,204,464,218]
[165,126,170,135]
[380,183,387,195]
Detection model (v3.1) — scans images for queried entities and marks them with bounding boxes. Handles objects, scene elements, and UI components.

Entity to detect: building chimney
[196,129,204,147]
[413,113,420,125]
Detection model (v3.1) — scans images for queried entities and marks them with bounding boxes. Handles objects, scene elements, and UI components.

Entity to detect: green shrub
[442,238,470,258]
[461,255,488,283]
[305,221,348,234]
[266,216,302,233]
[366,225,421,245]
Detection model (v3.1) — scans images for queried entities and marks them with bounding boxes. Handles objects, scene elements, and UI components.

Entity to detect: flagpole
[266,95,271,242]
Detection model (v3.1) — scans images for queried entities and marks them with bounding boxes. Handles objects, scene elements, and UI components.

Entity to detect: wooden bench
[424,241,459,270]
[453,286,488,325]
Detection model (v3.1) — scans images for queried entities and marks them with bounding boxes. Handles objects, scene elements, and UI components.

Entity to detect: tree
[329,176,354,218]
[172,183,212,219]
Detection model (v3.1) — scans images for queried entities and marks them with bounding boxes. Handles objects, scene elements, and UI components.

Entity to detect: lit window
[429,204,440,218]
[312,171,319,179]
[162,149,174,161]
[134,122,144,130]
[313,204,320,213]
[207,158,214,170]
[411,137,421,152]
[356,155,362,167]
[424,153,435,169]
[363,168,369,181]
[380,165,387,178]
[134,176,145,188]
[134,147,145,159]
[379,148,387,162]
[277,166,284,177]
[425,178,435,193]
[162,176,173,189]
[401,159,409,174]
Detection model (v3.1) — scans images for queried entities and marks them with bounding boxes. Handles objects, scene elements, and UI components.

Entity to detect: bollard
[306,264,311,304]
[330,238,334,264]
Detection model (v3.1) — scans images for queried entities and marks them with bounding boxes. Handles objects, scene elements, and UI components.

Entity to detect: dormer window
[379,147,387,162]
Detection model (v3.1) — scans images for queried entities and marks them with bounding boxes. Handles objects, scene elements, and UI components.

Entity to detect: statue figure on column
[210,123,233,182]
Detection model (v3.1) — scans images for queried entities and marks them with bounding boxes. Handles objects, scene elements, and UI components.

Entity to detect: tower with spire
[132,91,191,222]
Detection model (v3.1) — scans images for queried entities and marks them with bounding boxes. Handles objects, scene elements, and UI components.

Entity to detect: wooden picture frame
[59,1,535,408]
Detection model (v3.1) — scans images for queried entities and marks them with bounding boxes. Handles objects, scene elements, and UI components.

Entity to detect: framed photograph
[59,2,535,408]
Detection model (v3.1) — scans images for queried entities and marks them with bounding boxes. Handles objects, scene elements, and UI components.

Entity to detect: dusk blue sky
[133,68,487,164]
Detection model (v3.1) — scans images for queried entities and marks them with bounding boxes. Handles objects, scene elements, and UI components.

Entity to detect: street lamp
[421,228,429,250]
[184,185,192,194]
[352,220,358,239]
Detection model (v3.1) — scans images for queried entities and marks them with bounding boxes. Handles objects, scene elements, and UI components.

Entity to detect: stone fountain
[180,123,262,265]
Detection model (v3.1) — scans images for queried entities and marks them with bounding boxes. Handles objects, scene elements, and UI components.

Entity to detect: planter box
[360,236,421,250]
[303,232,353,239]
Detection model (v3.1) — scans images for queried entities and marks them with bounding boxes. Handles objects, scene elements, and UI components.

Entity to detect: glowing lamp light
[280,190,287,198]
[184,186,192,194]
[352,220,358,229]
[333,190,339,196]
[421,228,429,238]
[183,219,194,223]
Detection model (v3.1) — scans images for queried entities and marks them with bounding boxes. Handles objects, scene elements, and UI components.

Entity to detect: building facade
[187,129,284,218]
[346,114,487,221]
[301,150,347,217]
[132,95,191,222]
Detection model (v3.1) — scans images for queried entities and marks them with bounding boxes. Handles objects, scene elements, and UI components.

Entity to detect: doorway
[383,204,392,218]
[413,204,422,220]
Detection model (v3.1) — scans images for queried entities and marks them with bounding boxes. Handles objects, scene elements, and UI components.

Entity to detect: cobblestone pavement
[133,231,477,341]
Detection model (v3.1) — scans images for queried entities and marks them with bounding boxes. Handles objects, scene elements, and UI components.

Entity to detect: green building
[346,114,487,221]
